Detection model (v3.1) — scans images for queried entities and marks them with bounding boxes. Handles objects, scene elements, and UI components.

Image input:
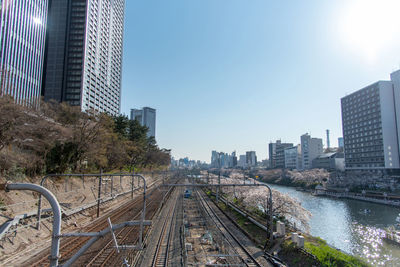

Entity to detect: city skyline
[119,0,400,162]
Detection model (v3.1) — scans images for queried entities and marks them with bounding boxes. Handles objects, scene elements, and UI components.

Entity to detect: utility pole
[216,153,221,203]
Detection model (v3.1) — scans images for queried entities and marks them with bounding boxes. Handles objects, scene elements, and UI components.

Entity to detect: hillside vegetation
[0,97,170,178]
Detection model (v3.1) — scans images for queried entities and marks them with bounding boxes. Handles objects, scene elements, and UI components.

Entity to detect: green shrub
[305,239,369,267]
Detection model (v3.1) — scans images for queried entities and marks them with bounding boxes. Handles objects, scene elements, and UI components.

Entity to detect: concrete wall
[391,70,400,168]
[379,81,400,168]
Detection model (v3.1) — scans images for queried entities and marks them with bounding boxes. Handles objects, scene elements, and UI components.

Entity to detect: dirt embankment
[0,173,161,266]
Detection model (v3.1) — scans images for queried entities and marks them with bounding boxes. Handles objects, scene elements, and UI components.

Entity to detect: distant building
[246,151,257,167]
[341,70,400,170]
[276,141,293,168]
[261,159,270,168]
[301,133,323,169]
[229,151,237,167]
[130,107,156,138]
[269,140,293,168]
[238,155,247,168]
[312,152,344,171]
[338,137,344,148]
[211,151,219,168]
[284,145,302,170]
[268,143,276,168]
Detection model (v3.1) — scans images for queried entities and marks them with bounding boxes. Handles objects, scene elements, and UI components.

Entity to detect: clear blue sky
[120,0,400,163]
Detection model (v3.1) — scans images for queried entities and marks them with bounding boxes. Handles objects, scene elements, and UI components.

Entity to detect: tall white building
[341,70,400,170]
[0,0,49,107]
[301,133,323,169]
[43,0,125,115]
[130,107,156,138]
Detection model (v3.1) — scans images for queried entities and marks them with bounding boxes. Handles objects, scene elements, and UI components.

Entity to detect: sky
[120,0,400,163]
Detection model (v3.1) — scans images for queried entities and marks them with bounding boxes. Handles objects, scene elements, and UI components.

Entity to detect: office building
[338,137,344,148]
[341,71,400,169]
[301,133,323,169]
[269,140,293,168]
[238,155,247,168]
[211,151,219,168]
[312,152,344,171]
[43,0,125,115]
[229,151,237,167]
[284,145,302,170]
[246,151,257,167]
[0,0,49,106]
[130,107,156,138]
[268,142,276,168]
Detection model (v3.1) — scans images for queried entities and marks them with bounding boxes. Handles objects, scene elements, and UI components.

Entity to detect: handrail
[1,183,61,267]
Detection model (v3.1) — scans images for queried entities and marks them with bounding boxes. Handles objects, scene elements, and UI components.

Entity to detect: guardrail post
[2,183,62,267]
[131,170,135,199]
[216,171,220,203]
[111,175,114,197]
[97,169,103,218]
[37,175,50,230]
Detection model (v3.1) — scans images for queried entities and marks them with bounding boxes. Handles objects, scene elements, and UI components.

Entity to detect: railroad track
[150,189,178,267]
[196,189,263,267]
[85,186,176,267]
[28,185,158,266]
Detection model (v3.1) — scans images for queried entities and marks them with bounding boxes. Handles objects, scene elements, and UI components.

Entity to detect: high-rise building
[268,140,293,168]
[246,151,257,167]
[301,133,323,169]
[43,0,125,115]
[130,107,156,138]
[211,150,219,168]
[341,70,400,170]
[238,155,247,168]
[0,0,49,106]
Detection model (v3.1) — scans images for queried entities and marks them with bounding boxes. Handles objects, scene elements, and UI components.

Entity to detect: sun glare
[33,17,42,25]
[338,0,400,63]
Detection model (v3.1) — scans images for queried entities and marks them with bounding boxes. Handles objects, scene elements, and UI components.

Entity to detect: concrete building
[43,0,125,115]
[284,145,302,170]
[238,155,247,168]
[301,133,323,169]
[130,107,156,138]
[211,150,219,168]
[338,137,344,148]
[0,0,49,106]
[269,140,293,168]
[229,151,237,168]
[246,151,257,167]
[268,142,276,168]
[312,152,345,171]
[341,71,400,170]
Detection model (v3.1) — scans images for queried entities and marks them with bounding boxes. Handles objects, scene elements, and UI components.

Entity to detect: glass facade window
[0,0,48,107]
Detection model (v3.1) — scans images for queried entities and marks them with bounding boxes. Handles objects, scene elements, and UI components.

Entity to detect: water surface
[267,183,400,266]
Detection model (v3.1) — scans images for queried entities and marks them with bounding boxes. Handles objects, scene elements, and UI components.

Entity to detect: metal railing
[1,173,149,267]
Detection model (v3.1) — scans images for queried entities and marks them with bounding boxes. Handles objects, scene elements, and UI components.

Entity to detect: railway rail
[84,190,167,266]
[26,179,173,267]
[196,189,265,267]
[150,189,179,267]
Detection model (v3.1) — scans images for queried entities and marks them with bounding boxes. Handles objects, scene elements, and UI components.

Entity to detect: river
[267,183,400,266]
